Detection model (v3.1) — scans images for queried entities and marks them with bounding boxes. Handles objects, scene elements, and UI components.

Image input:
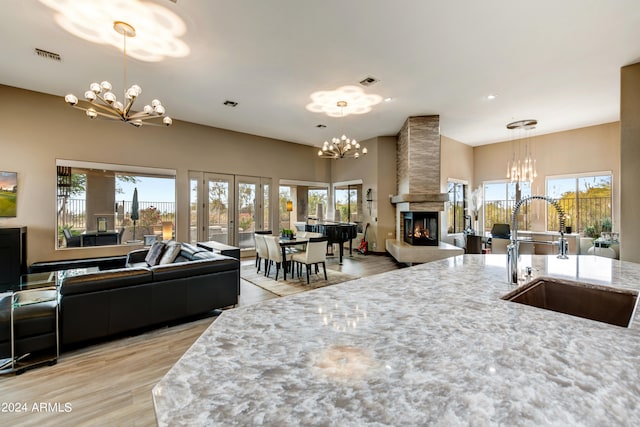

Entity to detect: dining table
[278,236,309,280]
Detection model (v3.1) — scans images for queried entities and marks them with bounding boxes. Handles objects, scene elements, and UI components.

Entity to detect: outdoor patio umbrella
[131,187,139,241]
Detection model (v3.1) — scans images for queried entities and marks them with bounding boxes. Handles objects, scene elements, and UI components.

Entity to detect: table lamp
[162,221,173,241]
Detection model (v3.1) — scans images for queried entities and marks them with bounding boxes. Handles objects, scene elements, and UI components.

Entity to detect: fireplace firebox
[403,211,439,246]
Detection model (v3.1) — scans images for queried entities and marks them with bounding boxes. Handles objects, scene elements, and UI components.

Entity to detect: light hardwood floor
[0,252,404,426]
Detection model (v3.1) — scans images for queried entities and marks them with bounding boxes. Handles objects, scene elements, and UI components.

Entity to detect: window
[546,173,612,236]
[483,181,531,232]
[263,181,270,232]
[278,182,331,231]
[279,186,292,231]
[334,184,361,222]
[446,181,466,234]
[56,160,176,249]
[308,187,328,220]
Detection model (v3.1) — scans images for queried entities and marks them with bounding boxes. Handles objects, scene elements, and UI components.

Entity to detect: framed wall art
[0,171,17,217]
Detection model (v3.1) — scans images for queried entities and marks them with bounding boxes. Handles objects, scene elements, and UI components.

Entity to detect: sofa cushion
[150,255,239,282]
[59,268,152,296]
[173,243,210,262]
[145,241,166,266]
[159,241,182,265]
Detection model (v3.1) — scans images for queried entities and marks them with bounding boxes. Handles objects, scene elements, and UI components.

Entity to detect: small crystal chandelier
[506,119,537,183]
[64,21,172,128]
[317,101,367,159]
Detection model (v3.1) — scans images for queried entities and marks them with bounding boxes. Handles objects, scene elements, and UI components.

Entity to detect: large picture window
[279,186,293,231]
[278,182,330,231]
[483,181,532,232]
[57,160,176,249]
[546,173,612,236]
[334,183,362,223]
[308,187,328,220]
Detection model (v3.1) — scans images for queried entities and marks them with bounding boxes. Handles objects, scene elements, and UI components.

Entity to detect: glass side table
[0,275,59,375]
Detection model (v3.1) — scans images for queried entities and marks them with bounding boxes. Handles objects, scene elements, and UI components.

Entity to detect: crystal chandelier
[64,21,172,127]
[506,119,537,183]
[317,101,367,159]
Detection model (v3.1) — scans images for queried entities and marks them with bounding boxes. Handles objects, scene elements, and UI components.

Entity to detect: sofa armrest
[126,249,149,267]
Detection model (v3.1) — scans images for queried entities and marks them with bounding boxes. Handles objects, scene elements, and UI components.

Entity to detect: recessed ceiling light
[487,94,497,100]
[384,97,393,102]
[359,76,379,86]
[223,100,238,107]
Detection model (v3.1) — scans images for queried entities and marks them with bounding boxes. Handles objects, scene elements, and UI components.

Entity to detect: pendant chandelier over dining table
[318,101,367,159]
[64,21,172,127]
[506,119,537,183]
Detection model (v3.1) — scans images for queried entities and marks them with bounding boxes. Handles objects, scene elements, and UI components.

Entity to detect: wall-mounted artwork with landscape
[0,171,17,217]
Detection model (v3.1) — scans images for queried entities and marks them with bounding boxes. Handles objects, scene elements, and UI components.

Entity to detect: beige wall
[330,136,397,253]
[440,135,474,242]
[441,135,475,188]
[0,84,330,264]
[621,63,640,262]
[473,122,620,235]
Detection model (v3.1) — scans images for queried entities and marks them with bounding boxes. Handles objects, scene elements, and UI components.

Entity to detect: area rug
[241,263,358,297]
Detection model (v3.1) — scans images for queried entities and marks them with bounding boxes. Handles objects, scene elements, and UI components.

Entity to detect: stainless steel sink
[502,277,639,327]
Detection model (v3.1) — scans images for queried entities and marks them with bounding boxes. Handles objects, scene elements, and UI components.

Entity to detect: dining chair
[264,235,293,280]
[490,238,510,254]
[291,236,328,284]
[63,228,81,247]
[254,233,270,274]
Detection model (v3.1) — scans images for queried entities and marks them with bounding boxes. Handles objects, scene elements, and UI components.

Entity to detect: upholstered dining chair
[291,236,328,284]
[490,238,510,254]
[264,235,293,281]
[254,233,270,274]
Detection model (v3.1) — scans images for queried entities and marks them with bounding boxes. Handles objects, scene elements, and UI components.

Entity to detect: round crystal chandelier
[317,101,367,159]
[64,21,172,127]
[506,119,537,183]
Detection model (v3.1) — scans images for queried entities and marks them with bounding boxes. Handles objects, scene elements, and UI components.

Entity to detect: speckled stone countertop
[153,255,640,426]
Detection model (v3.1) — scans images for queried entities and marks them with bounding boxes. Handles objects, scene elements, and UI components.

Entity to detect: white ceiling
[2,0,640,147]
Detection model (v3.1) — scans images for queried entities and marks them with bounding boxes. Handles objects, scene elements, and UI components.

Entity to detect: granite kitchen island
[153,255,640,426]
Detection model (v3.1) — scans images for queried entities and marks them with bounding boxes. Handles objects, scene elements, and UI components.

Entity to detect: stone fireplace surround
[386,115,464,263]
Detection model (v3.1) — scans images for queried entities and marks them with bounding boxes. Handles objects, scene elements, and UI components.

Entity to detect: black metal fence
[484,200,530,230]
[551,196,611,234]
[59,198,175,230]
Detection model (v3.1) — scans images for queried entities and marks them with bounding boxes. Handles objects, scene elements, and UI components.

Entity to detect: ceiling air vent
[223,100,238,107]
[359,76,379,86]
[34,48,61,62]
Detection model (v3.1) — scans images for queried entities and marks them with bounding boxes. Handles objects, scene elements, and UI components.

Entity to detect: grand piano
[305,220,358,264]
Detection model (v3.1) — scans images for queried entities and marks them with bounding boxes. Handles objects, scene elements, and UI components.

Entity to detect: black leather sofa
[29,255,127,273]
[58,243,239,348]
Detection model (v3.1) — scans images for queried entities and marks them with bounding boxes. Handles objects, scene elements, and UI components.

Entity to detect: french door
[190,172,271,251]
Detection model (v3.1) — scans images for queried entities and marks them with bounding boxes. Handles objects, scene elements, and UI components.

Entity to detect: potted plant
[584,225,599,239]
